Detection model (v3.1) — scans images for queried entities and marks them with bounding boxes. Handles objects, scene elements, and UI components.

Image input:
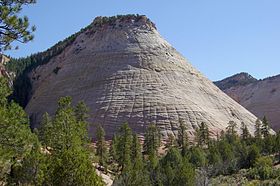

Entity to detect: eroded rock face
[0,54,9,77]
[25,15,258,138]
[0,54,13,86]
[216,73,280,131]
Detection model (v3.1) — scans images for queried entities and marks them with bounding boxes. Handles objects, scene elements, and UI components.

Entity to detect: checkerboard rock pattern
[25,15,258,138]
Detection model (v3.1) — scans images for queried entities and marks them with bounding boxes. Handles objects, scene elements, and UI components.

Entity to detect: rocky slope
[215,73,280,131]
[214,72,258,90]
[22,15,258,138]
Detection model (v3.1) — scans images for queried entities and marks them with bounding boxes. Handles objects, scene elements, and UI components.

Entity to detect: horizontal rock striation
[25,15,258,138]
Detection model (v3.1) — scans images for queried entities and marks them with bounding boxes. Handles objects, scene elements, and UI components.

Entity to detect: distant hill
[215,73,280,131]
[214,72,258,90]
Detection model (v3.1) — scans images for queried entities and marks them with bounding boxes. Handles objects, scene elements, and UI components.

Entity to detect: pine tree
[241,122,251,142]
[0,77,44,184]
[38,112,52,148]
[177,120,188,155]
[116,123,133,172]
[0,78,11,106]
[225,121,238,143]
[96,125,108,169]
[261,116,270,138]
[246,144,260,168]
[143,124,161,157]
[165,133,176,149]
[159,147,195,185]
[40,97,103,185]
[196,122,210,147]
[275,131,280,162]
[254,119,262,139]
[0,0,36,51]
[131,133,143,170]
[8,138,45,185]
[110,134,118,163]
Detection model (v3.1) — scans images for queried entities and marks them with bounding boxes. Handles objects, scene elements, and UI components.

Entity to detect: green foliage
[177,120,188,155]
[255,119,262,139]
[143,124,161,156]
[0,77,11,106]
[92,14,155,28]
[226,121,238,143]
[187,146,207,167]
[165,133,176,149]
[246,144,260,168]
[39,96,103,185]
[0,0,36,51]
[96,125,108,169]
[131,134,143,170]
[8,139,45,185]
[275,131,280,162]
[261,116,270,138]
[241,122,251,142]
[159,148,195,186]
[0,77,44,184]
[195,122,210,147]
[249,156,274,180]
[114,123,133,172]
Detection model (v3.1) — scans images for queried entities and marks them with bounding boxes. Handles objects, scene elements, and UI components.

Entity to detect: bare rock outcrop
[0,54,9,77]
[25,15,258,138]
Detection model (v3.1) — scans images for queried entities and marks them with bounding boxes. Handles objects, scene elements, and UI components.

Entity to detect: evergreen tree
[254,119,262,139]
[114,134,150,186]
[75,101,89,122]
[159,148,195,186]
[261,116,270,138]
[40,97,103,185]
[0,0,36,51]
[110,134,118,163]
[0,77,44,184]
[196,122,210,147]
[241,122,251,142]
[275,131,280,162]
[177,120,188,155]
[246,144,260,168]
[8,138,45,185]
[38,112,52,148]
[96,125,108,169]
[225,121,238,143]
[187,146,207,168]
[115,123,133,172]
[143,124,161,157]
[131,133,143,170]
[165,133,176,149]
[0,78,11,106]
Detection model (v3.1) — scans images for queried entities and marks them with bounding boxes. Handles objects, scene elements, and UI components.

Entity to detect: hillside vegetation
[1,77,280,185]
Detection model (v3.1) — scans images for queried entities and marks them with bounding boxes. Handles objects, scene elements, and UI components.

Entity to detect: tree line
[1,76,280,185]
[96,116,280,185]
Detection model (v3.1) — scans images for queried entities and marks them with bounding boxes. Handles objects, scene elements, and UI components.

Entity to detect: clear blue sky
[4,0,280,81]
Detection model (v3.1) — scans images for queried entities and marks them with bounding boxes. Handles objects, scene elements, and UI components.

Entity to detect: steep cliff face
[216,73,280,131]
[24,15,258,138]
